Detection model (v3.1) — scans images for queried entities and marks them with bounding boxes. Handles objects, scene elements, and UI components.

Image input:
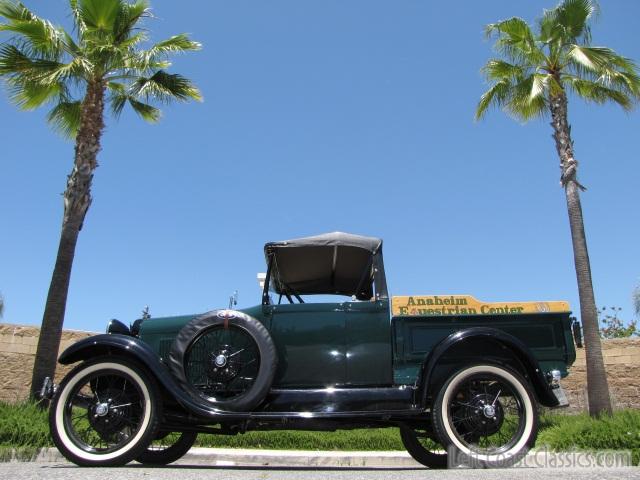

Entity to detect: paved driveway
[1,463,639,480]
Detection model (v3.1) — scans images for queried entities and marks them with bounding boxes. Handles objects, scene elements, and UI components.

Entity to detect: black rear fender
[418,327,558,408]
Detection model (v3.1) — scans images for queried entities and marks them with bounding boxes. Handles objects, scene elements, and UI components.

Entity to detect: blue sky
[1,0,639,333]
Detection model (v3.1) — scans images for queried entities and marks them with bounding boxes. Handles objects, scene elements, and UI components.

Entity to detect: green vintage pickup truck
[46,232,576,468]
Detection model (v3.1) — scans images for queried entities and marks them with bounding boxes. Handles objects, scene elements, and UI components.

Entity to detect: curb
[4,447,636,468]
[5,448,419,467]
[182,448,420,467]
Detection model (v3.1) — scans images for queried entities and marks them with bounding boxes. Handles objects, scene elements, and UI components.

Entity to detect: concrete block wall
[562,338,640,412]
[0,322,639,412]
[0,323,94,403]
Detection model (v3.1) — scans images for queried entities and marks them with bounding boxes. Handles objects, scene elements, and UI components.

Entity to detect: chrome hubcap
[214,354,227,367]
[95,402,109,417]
[483,404,496,418]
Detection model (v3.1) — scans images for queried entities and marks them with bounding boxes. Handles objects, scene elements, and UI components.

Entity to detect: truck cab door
[266,302,347,387]
[344,299,393,386]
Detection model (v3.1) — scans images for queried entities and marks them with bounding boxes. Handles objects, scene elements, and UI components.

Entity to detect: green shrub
[538,410,640,465]
[0,401,50,449]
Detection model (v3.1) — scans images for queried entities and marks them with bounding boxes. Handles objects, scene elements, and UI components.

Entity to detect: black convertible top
[264,232,383,300]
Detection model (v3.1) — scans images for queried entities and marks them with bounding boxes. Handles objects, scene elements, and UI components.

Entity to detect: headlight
[106,319,131,335]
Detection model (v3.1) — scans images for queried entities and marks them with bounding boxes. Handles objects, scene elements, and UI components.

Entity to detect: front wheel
[432,364,538,468]
[49,357,160,467]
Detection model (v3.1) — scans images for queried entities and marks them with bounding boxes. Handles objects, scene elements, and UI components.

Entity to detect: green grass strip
[194,428,404,451]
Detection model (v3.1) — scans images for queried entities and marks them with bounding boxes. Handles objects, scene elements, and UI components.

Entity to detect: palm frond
[564,75,634,110]
[46,100,82,136]
[599,70,640,97]
[68,0,86,34]
[529,73,549,101]
[78,0,121,32]
[569,45,616,72]
[567,45,640,95]
[128,97,160,122]
[113,0,149,43]
[6,76,65,109]
[0,2,65,59]
[481,59,526,81]
[509,93,547,121]
[485,17,546,65]
[148,34,201,56]
[130,70,202,103]
[568,45,638,74]
[107,80,127,117]
[0,42,87,92]
[475,80,512,120]
[117,31,147,49]
[120,52,169,73]
[127,34,200,73]
[540,0,598,44]
[0,44,63,78]
[62,31,82,56]
[0,0,34,22]
[107,80,161,122]
[507,73,549,121]
[47,55,93,82]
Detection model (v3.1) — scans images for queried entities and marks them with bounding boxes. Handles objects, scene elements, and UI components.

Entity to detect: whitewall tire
[432,364,538,468]
[49,357,160,467]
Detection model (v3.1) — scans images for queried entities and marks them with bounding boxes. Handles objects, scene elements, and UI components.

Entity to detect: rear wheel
[49,357,160,467]
[136,431,197,465]
[432,364,538,468]
[399,424,447,469]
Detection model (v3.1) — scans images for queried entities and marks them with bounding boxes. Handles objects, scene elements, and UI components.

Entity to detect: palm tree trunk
[30,79,105,400]
[549,90,612,417]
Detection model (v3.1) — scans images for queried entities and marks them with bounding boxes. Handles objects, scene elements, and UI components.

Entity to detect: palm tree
[0,0,202,399]
[476,0,640,416]
[633,285,640,317]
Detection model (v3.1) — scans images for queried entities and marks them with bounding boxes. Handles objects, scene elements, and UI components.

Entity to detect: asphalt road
[1,463,639,480]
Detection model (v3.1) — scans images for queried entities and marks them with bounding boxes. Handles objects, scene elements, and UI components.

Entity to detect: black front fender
[59,333,160,366]
[418,327,559,408]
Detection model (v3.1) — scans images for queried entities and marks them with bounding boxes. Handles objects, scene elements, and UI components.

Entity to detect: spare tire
[168,310,277,411]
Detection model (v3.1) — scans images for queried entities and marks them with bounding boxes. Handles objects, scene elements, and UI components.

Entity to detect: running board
[173,386,424,420]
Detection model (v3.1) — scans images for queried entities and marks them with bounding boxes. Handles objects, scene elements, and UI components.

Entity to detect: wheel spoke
[94,377,101,403]
[70,394,93,409]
